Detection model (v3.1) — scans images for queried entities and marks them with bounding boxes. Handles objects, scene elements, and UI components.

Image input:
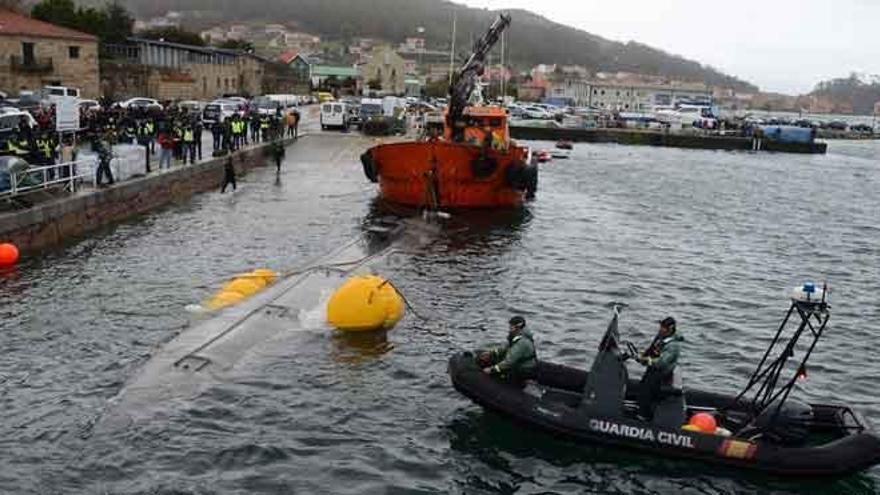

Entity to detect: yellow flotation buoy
[204,268,279,310]
[327,274,404,332]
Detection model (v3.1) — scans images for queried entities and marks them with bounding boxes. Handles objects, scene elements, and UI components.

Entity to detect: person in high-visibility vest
[183,125,196,164]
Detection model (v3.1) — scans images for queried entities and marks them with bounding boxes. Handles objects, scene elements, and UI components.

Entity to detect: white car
[523,106,551,119]
[78,99,101,112]
[118,97,163,111]
[0,107,37,133]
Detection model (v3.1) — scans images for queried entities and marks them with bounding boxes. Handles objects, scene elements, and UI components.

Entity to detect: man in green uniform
[480,316,537,386]
[637,316,684,420]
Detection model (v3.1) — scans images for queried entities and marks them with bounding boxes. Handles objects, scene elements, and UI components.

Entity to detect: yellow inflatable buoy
[204,268,279,310]
[327,274,404,332]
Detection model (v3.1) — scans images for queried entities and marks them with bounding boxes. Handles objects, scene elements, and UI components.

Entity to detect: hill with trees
[809,73,880,115]
[87,0,757,91]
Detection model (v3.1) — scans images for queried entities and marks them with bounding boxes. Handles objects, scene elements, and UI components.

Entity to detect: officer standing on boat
[480,316,537,386]
[637,317,683,420]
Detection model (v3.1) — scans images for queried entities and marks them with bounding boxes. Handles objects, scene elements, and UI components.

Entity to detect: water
[1,135,879,494]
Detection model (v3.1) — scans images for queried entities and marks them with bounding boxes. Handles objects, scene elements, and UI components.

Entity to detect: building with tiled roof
[0,9,99,98]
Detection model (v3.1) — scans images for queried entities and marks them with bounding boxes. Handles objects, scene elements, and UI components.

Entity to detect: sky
[458,0,880,94]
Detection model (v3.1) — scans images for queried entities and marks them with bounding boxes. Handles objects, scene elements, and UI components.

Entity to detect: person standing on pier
[95,132,115,186]
[158,130,174,170]
[211,121,222,154]
[221,156,237,193]
[193,118,203,162]
[182,125,196,164]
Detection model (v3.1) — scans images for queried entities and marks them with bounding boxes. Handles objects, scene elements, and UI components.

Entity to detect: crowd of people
[1,102,300,189]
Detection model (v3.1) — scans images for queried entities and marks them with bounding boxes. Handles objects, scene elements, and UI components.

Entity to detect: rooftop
[0,9,97,42]
[312,65,359,78]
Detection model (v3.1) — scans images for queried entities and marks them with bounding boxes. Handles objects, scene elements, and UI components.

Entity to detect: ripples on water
[1,136,879,494]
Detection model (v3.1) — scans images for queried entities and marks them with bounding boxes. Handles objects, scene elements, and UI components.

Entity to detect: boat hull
[363,140,536,208]
[448,352,880,477]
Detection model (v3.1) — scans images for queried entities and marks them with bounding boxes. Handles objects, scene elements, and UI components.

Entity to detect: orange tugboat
[361,14,537,209]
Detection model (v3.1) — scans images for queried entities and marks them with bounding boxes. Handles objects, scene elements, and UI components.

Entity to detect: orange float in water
[0,243,19,267]
[689,412,717,433]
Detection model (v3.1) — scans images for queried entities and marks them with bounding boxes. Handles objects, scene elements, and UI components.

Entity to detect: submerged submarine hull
[448,352,880,477]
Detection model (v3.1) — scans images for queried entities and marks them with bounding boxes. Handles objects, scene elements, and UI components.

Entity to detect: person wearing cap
[479,316,537,386]
[637,316,684,420]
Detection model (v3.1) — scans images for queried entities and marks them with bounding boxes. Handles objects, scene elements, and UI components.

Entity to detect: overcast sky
[458,0,879,94]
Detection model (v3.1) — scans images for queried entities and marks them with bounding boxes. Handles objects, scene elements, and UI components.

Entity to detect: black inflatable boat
[449,285,880,476]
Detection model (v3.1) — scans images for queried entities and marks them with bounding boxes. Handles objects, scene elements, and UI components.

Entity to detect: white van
[42,86,80,104]
[320,102,350,130]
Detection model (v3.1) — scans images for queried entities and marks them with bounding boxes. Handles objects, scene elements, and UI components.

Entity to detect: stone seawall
[0,139,292,254]
[510,126,828,154]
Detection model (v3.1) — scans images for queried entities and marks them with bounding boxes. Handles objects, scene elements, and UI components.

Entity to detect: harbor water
[1,134,879,494]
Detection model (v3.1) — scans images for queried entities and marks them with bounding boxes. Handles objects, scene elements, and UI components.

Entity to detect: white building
[547,79,713,111]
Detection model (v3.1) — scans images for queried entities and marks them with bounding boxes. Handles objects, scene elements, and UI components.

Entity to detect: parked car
[250,96,283,116]
[42,85,80,104]
[0,106,37,132]
[117,97,163,111]
[320,102,350,130]
[78,99,101,113]
[523,106,551,119]
[202,101,238,124]
[176,100,205,117]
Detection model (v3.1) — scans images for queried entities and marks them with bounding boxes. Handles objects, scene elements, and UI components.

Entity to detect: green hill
[106,0,758,91]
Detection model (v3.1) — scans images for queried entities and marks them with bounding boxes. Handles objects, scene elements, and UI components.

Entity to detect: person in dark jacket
[221,156,236,193]
[94,133,115,186]
[637,316,684,420]
[480,316,537,386]
[270,138,285,173]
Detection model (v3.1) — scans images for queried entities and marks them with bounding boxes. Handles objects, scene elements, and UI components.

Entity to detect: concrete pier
[0,138,295,253]
[510,126,828,154]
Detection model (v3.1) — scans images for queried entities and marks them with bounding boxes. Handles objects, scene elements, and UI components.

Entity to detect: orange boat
[360,14,537,209]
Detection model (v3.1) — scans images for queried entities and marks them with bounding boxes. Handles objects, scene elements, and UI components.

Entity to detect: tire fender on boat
[470,154,498,178]
[361,151,379,183]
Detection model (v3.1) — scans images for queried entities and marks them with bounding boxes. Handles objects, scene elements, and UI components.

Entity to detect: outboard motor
[752,399,814,445]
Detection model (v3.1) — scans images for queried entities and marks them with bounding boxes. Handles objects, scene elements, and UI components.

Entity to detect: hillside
[104,0,757,92]
[809,73,880,115]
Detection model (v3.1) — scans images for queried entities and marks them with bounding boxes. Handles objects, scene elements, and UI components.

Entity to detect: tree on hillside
[31,0,133,43]
[103,2,135,44]
[31,0,79,29]
[218,39,254,52]
[140,27,205,46]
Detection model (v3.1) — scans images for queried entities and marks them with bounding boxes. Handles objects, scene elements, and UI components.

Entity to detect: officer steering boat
[448,283,880,476]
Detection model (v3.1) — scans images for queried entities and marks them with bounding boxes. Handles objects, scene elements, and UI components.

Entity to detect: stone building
[361,46,406,95]
[100,38,293,101]
[0,9,99,98]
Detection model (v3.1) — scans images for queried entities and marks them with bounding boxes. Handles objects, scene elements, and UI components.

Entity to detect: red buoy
[689,412,717,433]
[0,243,19,267]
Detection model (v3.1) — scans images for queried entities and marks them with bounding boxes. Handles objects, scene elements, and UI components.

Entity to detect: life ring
[470,154,498,178]
[361,151,379,183]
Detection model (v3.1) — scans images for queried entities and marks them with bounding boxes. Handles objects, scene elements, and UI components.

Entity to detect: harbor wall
[510,127,828,154]
[0,140,292,254]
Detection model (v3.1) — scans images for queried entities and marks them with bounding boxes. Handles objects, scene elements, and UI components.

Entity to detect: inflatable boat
[449,286,880,476]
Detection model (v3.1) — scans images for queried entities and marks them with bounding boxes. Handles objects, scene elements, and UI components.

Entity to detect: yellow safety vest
[183,130,194,142]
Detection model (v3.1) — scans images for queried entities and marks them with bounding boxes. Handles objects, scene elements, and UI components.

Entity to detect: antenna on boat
[724,282,831,438]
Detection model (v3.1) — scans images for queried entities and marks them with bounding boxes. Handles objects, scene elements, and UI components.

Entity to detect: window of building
[21,42,35,65]
[69,46,80,59]
[600,90,605,95]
